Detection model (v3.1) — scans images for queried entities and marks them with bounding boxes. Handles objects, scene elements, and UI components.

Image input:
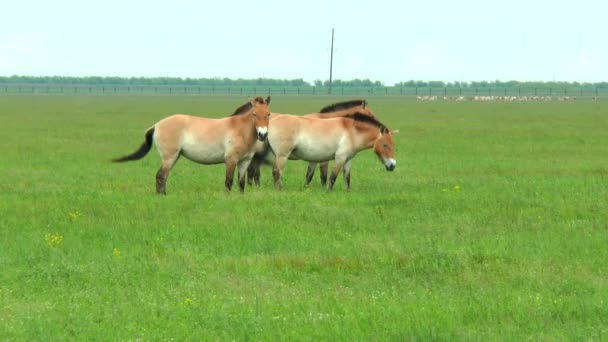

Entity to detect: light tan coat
[113,96,271,194]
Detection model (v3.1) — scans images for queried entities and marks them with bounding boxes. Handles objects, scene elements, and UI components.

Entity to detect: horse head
[373,129,398,171]
[250,96,271,141]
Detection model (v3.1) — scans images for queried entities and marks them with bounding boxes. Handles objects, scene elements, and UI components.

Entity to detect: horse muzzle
[384,158,396,171]
[257,127,268,141]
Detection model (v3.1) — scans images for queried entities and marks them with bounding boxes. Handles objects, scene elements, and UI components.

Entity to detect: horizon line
[1,74,606,86]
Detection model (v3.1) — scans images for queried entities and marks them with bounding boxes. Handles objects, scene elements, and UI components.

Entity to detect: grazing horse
[303,100,376,187]
[246,99,374,186]
[268,113,397,191]
[112,96,271,194]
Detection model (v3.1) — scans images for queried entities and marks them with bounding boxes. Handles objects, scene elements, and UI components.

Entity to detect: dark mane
[231,96,268,116]
[345,112,389,134]
[231,102,253,116]
[319,99,367,113]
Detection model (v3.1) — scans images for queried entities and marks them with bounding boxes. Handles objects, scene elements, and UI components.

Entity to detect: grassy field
[1,95,607,340]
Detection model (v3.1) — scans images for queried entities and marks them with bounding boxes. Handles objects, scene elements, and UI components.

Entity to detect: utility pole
[328,28,335,94]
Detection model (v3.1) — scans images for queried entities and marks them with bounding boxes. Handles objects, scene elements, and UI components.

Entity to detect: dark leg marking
[225,173,234,192]
[225,159,239,192]
[320,162,329,187]
[247,160,257,186]
[345,172,351,191]
[238,175,246,193]
[156,167,168,195]
[272,165,282,190]
[305,163,316,186]
[328,171,339,191]
[253,165,261,186]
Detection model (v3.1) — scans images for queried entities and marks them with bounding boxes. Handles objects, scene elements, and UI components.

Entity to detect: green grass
[1,96,607,340]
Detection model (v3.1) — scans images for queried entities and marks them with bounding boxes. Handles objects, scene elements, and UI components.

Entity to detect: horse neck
[351,121,382,150]
[231,112,256,141]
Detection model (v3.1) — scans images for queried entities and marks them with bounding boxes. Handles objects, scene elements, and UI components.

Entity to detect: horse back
[154,114,236,164]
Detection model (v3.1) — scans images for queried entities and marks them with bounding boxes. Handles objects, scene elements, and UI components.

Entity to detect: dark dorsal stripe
[231,96,267,116]
[319,99,367,113]
[345,112,389,134]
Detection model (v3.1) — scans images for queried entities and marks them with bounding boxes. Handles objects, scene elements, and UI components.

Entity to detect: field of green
[1,95,607,340]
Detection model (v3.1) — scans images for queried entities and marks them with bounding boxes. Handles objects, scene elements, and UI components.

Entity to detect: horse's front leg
[224,158,238,192]
[237,156,253,193]
[328,159,346,191]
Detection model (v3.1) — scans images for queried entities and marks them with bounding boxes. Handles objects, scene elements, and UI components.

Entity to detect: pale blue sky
[1,0,606,85]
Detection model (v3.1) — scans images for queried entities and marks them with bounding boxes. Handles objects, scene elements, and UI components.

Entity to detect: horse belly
[291,137,337,162]
[180,134,225,164]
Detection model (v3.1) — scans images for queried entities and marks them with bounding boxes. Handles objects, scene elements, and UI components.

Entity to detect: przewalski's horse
[303,100,375,187]
[246,99,375,186]
[112,96,271,194]
[268,113,397,191]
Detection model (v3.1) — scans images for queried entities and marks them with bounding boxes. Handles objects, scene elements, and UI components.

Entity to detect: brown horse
[303,100,375,186]
[112,96,271,194]
[268,113,397,191]
[246,99,375,186]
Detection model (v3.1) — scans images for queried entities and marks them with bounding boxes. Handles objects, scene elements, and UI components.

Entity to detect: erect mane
[345,112,389,134]
[319,99,367,113]
[231,96,268,116]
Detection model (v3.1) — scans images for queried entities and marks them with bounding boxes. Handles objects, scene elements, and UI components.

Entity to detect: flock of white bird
[416,95,600,101]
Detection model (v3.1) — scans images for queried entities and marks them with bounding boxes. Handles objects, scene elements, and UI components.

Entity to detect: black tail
[112,127,155,162]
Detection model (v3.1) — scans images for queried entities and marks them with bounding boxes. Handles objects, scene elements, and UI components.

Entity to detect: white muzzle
[256,126,268,141]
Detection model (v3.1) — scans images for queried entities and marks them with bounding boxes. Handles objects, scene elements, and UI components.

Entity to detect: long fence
[0,84,606,98]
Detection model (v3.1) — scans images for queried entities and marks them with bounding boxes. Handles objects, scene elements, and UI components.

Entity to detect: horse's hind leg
[272,156,288,191]
[156,167,169,195]
[319,161,329,187]
[253,164,261,186]
[156,153,180,195]
[304,162,317,186]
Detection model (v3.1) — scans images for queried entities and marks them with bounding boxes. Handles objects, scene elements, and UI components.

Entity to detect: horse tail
[112,127,155,162]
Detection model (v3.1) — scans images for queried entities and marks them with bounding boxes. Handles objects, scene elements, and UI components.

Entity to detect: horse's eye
[383,144,389,148]
[268,112,271,117]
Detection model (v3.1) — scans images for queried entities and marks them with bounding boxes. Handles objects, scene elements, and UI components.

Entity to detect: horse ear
[265,96,271,105]
[362,100,367,109]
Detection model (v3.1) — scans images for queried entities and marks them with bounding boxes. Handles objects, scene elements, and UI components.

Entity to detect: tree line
[0,75,606,88]
[394,80,608,89]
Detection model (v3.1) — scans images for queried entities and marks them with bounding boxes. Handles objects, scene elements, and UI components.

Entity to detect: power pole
[328,28,335,94]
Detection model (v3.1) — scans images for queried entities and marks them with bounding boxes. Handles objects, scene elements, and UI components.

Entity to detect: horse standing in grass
[267,113,397,191]
[246,99,375,186]
[112,96,271,194]
[303,100,376,187]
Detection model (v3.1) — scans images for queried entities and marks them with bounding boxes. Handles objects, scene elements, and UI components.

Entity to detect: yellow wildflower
[112,248,122,258]
[45,233,64,248]
[68,210,81,222]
